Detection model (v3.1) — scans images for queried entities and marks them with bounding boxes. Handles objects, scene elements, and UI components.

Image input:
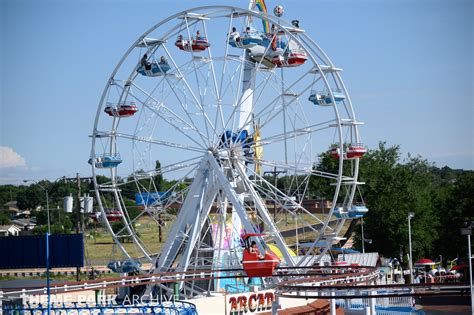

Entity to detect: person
[230,26,240,42]
[160,56,167,63]
[250,241,264,260]
[141,53,151,71]
[196,30,201,39]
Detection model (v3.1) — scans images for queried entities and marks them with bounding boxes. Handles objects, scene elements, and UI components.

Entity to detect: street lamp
[460,222,473,313]
[24,179,50,234]
[408,212,415,284]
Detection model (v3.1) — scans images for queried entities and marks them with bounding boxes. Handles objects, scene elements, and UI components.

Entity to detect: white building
[0,224,21,236]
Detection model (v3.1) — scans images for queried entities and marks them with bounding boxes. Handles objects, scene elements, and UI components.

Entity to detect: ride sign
[228,291,276,314]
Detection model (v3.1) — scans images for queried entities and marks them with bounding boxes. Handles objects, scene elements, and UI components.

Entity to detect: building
[0,224,21,236]
[11,218,37,232]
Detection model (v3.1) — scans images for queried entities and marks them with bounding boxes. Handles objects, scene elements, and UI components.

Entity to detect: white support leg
[234,162,296,266]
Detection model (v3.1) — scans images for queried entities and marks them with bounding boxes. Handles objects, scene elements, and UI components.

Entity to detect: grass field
[84,212,346,265]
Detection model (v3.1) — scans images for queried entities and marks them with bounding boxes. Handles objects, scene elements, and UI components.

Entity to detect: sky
[0,0,472,185]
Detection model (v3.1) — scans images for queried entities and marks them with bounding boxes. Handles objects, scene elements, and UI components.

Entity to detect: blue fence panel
[0,233,84,269]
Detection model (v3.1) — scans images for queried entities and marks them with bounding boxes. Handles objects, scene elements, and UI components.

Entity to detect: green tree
[433,172,474,259]
[352,143,439,260]
[0,212,11,225]
[0,185,21,207]
[17,185,44,210]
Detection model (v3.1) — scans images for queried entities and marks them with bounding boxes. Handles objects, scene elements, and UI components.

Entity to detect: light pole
[24,179,50,234]
[361,217,365,254]
[408,212,415,284]
[460,222,473,314]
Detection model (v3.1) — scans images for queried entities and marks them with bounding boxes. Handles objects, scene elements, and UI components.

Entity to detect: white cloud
[0,146,26,168]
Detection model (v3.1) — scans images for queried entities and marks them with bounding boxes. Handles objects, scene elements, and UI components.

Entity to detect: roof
[337,252,379,267]
[11,218,36,227]
[0,225,21,231]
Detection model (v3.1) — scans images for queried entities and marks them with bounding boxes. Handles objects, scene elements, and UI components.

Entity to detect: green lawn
[84,212,344,265]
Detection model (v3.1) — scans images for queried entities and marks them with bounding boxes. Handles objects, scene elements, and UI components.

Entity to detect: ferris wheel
[90,4,366,296]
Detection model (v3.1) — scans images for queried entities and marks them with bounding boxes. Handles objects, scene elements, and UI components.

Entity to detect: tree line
[0,142,472,262]
[310,142,473,264]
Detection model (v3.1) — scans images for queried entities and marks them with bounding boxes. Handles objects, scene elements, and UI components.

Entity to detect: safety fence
[2,301,198,315]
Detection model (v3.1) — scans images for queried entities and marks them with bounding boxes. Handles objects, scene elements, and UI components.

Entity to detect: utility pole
[75,173,81,234]
[361,217,365,254]
[75,173,81,281]
[158,212,163,243]
[408,212,415,284]
[264,167,286,221]
[460,222,473,315]
[63,174,92,281]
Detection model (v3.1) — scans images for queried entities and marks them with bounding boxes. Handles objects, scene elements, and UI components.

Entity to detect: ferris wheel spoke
[201,20,222,123]
[216,12,235,115]
[114,132,206,153]
[250,157,347,182]
[129,81,211,148]
[181,24,213,147]
[142,68,212,148]
[215,57,245,133]
[224,66,278,134]
[128,156,203,180]
[257,119,336,146]
[149,52,210,146]
[220,65,275,134]
[162,44,221,144]
[239,72,318,133]
[247,169,331,231]
[122,164,199,232]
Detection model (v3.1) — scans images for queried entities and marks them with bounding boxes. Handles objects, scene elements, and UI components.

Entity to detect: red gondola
[104,103,138,118]
[346,145,367,159]
[329,144,366,160]
[241,233,280,277]
[272,52,307,67]
[175,35,210,52]
[329,146,340,159]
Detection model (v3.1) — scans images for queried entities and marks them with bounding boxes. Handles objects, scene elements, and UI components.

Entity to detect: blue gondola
[348,205,368,218]
[229,27,264,48]
[333,207,347,219]
[334,205,368,219]
[107,260,142,273]
[88,154,122,168]
[137,61,171,77]
[308,90,345,106]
